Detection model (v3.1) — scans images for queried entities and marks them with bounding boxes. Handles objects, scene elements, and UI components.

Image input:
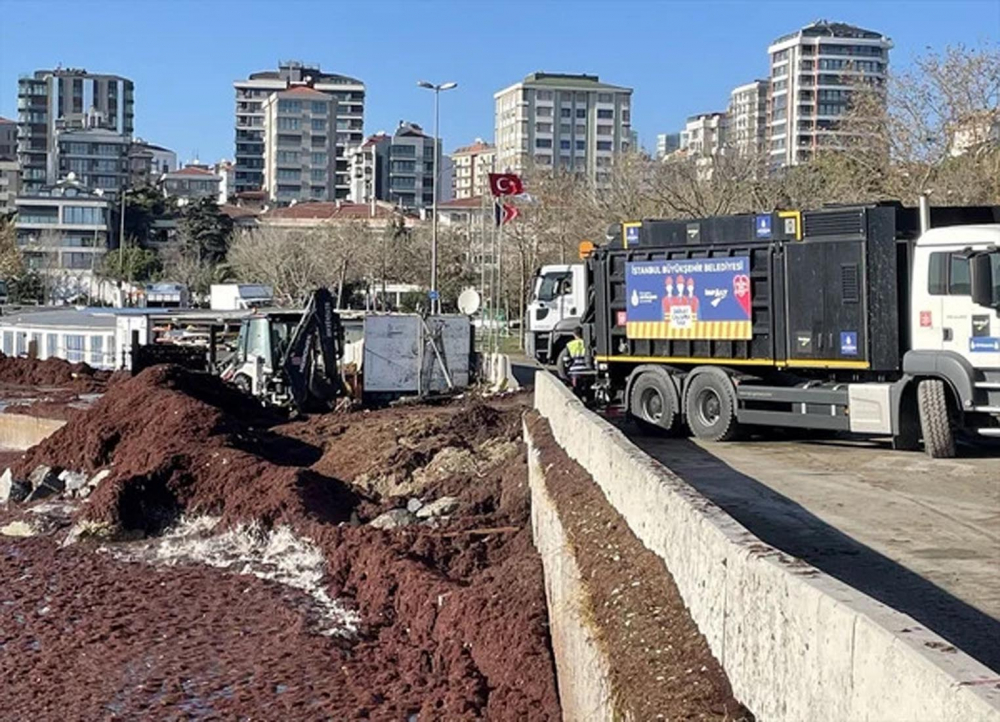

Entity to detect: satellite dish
[457,288,481,316]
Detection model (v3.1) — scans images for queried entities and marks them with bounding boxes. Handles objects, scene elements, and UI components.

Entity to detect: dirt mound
[14,365,355,533]
[0,353,109,392]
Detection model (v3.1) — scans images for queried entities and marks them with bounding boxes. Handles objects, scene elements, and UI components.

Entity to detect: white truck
[575,201,1000,457]
[210,284,274,311]
[524,263,587,372]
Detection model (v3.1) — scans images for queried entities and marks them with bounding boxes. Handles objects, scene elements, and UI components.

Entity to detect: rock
[87,469,112,489]
[59,470,89,494]
[406,498,424,514]
[415,496,460,519]
[61,519,117,547]
[369,509,418,530]
[1,520,41,537]
[26,466,64,502]
[0,468,28,504]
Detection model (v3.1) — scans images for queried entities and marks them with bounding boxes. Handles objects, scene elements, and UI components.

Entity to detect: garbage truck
[576,201,1000,458]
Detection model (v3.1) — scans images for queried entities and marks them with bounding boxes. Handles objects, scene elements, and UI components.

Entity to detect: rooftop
[452,140,495,156]
[279,85,331,99]
[166,166,220,178]
[772,20,891,45]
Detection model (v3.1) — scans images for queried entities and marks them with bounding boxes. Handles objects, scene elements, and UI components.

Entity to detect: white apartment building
[234,61,364,199]
[680,112,727,158]
[728,80,769,157]
[767,20,892,169]
[262,86,338,204]
[348,132,390,205]
[450,139,495,199]
[494,72,633,185]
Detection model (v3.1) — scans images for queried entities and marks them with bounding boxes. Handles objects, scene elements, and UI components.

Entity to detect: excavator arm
[280,287,343,411]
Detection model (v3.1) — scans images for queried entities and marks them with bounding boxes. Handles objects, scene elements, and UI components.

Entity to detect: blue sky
[1,0,997,162]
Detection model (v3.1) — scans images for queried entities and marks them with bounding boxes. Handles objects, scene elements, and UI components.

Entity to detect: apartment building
[15,175,114,300]
[261,86,339,204]
[767,20,892,169]
[234,61,364,199]
[16,68,134,195]
[494,72,633,185]
[162,164,224,202]
[348,132,391,205]
[55,128,129,194]
[450,140,495,199]
[680,112,728,158]
[387,122,437,210]
[0,159,19,214]
[655,132,681,160]
[728,80,769,157]
[0,117,16,158]
[128,139,176,186]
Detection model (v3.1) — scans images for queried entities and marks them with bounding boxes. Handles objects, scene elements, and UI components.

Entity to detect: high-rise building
[0,117,17,158]
[728,80,769,157]
[234,61,364,199]
[262,86,338,204]
[655,133,681,160]
[494,72,633,186]
[387,122,437,210]
[767,20,892,169]
[16,68,134,195]
[55,128,129,194]
[450,139,495,200]
[680,112,728,158]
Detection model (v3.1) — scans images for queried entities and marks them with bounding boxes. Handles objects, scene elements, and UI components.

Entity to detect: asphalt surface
[623,428,1000,673]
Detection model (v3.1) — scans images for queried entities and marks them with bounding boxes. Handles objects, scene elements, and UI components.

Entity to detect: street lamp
[417,79,457,314]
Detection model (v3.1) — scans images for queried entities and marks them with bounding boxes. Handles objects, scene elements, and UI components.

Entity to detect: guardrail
[533,371,1000,722]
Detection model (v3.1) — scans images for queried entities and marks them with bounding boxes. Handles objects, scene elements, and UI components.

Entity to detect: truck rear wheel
[629,371,679,434]
[917,378,956,459]
[685,370,740,442]
[555,346,571,381]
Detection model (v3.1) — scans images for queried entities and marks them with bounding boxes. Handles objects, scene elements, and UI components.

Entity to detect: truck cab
[525,263,586,366]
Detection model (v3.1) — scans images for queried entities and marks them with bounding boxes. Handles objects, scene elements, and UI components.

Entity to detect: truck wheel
[233,374,253,396]
[685,370,740,442]
[555,346,571,381]
[917,379,955,459]
[629,370,679,434]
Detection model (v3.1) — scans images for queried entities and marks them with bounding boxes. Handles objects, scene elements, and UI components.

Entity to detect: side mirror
[970,253,996,308]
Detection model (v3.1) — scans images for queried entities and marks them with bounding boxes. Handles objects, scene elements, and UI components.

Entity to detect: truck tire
[233,374,253,396]
[685,369,740,442]
[555,346,571,381]
[629,370,680,434]
[917,379,955,459]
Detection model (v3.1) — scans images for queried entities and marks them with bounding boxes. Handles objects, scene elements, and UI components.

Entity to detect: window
[575,108,586,119]
[535,138,552,149]
[596,141,612,151]
[597,109,614,120]
[62,206,104,224]
[391,176,415,189]
[277,169,300,180]
[277,150,300,164]
[536,90,553,101]
[278,117,300,130]
[90,336,103,365]
[311,169,326,181]
[534,154,552,165]
[65,334,85,362]
[928,252,972,295]
[536,122,552,133]
[311,118,326,131]
[46,333,57,358]
[2,331,11,354]
[391,144,415,157]
[277,134,302,146]
[559,140,570,150]
[277,99,302,113]
[575,140,585,151]
[597,93,612,103]
[311,152,327,165]
[391,160,415,172]
[536,106,552,118]
[311,101,328,114]
[597,125,612,136]
[560,108,571,118]
[560,123,571,134]
[16,333,26,356]
[30,333,42,355]
[576,124,586,135]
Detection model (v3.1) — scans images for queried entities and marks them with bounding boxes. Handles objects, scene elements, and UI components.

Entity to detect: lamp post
[417,80,457,314]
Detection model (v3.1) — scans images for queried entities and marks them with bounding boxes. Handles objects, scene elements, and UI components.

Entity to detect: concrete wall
[533,371,1000,722]
[0,413,66,451]
[525,421,616,720]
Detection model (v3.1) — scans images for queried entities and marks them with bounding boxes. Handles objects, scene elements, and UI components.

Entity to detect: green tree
[99,243,162,284]
[178,197,234,264]
[123,185,176,245]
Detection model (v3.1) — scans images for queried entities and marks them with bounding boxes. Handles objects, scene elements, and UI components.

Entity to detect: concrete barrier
[525,421,616,720]
[0,413,66,451]
[533,371,1000,722]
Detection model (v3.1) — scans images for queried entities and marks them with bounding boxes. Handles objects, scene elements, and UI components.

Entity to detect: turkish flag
[489,173,524,197]
[494,202,519,226]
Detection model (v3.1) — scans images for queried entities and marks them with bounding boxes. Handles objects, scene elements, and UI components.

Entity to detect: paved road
[624,428,1000,672]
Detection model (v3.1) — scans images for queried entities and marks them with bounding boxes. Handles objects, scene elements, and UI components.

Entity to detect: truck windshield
[992,253,1000,306]
[536,272,571,302]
